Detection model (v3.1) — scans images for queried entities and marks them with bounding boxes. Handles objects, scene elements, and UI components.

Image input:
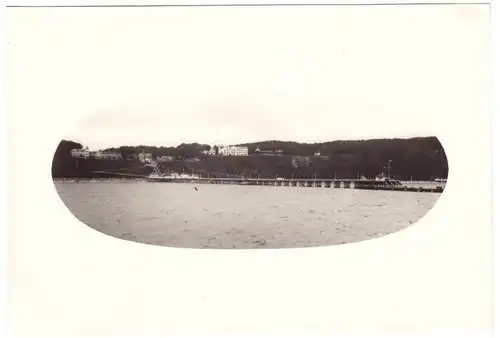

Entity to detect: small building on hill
[255,146,283,156]
[93,151,122,160]
[157,155,175,162]
[138,152,153,163]
[71,147,90,159]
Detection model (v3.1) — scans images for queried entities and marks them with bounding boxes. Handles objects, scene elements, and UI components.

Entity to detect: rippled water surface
[54,181,442,248]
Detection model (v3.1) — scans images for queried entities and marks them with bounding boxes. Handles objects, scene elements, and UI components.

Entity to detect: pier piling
[141,175,444,193]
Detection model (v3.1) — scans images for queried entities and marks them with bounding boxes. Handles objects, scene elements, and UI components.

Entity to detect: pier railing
[146,177,445,193]
[91,167,444,193]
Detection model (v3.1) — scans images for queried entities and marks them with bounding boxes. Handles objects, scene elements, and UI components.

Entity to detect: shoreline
[53,178,445,193]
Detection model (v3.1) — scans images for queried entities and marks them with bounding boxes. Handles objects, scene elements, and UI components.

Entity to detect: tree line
[52,137,448,180]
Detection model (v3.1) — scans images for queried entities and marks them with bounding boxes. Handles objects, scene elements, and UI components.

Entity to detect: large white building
[71,147,122,160]
[217,145,248,156]
[203,145,248,156]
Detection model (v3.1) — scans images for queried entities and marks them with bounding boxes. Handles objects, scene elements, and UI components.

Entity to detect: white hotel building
[219,145,248,156]
[205,145,249,156]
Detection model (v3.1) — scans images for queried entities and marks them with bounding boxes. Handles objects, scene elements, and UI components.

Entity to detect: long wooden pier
[146,177,444,193]
[92,165,445,193]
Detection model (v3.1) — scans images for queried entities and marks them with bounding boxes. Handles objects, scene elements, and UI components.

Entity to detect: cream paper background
[6,2,492,335]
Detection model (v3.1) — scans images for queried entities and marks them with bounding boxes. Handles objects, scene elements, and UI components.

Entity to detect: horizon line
[62,135,439,150]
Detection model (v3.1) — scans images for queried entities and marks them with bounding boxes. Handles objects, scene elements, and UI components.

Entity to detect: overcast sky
[9,5,488,150]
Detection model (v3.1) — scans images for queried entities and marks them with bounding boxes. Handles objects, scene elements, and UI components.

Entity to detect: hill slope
[52,137,448,180]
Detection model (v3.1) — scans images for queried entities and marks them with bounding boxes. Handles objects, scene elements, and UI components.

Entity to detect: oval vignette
[52,136,448,249]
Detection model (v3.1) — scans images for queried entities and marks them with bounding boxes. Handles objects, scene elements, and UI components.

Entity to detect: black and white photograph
[43,4,453,250]
[6,1,493,335]
[54,127,448,249]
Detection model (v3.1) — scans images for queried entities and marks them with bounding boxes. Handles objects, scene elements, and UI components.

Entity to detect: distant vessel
[146,163,200,182]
